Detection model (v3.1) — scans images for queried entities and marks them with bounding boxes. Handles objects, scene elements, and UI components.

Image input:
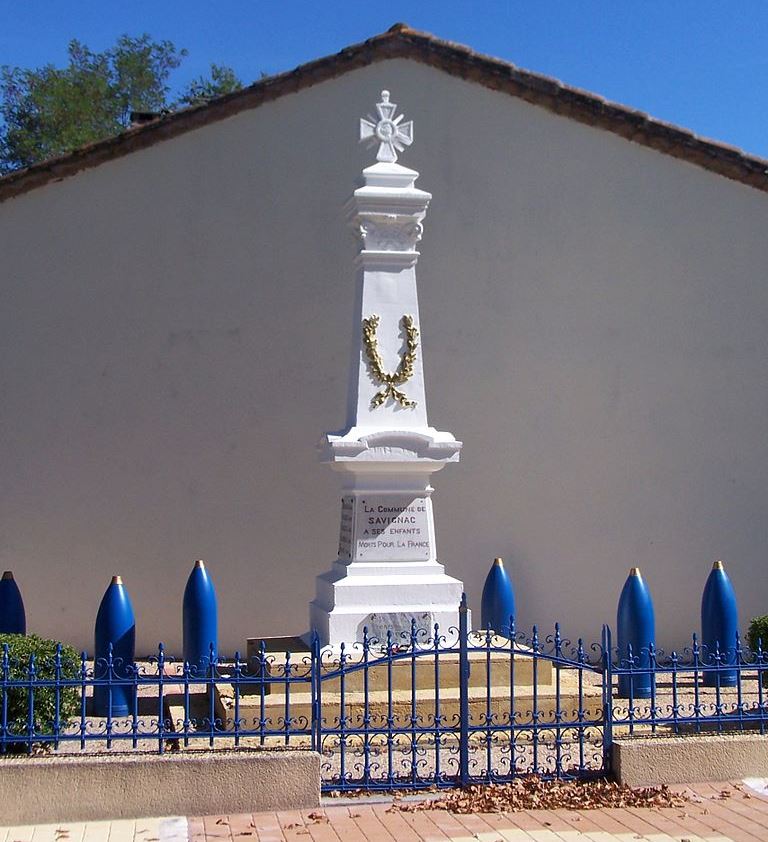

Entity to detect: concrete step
[242,636,553,693]
[213,672,603,731]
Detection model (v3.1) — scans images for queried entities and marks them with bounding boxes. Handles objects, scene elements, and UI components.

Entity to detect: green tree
[178,63,242,106]
[0,35,242,174]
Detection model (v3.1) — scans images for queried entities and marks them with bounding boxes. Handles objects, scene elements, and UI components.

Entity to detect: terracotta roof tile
[1,23,767,203]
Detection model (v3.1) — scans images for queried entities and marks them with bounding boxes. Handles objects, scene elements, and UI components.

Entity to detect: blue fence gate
[312,595,607,791]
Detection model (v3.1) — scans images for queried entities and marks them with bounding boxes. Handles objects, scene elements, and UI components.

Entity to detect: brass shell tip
[194,559,206,569]
[629,566,641,576]
[713,560,725,570]
[493,558,504,567]
[1,570,13,581]
[111,575,123,585]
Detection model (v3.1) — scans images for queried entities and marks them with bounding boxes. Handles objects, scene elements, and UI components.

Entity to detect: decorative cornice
[322,428,463,464]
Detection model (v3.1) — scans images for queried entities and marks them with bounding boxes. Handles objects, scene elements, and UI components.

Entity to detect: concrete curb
[613,732,768,787]
[0,749,320,825]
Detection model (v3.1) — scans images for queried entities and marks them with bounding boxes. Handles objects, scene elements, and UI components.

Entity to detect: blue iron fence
[2,598,768,792]
[608,626,768,737]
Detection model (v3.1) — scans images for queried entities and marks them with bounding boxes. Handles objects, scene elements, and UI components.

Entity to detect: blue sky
[1,1,767,158]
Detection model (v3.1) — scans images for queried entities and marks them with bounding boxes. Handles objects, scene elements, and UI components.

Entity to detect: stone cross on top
[359,90,413,163]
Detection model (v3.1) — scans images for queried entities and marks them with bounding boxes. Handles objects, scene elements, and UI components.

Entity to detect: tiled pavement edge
[0,816,188,842]
[3,782,768,841]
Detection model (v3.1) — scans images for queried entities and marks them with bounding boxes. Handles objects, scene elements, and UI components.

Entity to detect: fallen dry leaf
[388,776,689,814]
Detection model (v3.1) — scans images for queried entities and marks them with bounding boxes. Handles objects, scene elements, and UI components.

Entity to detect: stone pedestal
[308,91,466,647]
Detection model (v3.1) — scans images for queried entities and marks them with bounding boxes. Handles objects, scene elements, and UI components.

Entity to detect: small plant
[747,616,768,654]
[746,617,768,688]
[0,634,80,752]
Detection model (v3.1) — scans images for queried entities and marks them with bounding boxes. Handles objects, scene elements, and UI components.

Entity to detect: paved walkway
[3,782,768,842]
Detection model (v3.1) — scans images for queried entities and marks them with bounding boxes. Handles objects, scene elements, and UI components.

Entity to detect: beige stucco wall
[2,58,768,654]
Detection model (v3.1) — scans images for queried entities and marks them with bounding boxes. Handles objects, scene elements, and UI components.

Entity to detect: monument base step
[243,635,552,691]
[309,562,466,647]
[213,676,603,733]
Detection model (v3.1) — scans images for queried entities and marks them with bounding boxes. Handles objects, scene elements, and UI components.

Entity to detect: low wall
[613,733,768,787]
[0,749,320,825]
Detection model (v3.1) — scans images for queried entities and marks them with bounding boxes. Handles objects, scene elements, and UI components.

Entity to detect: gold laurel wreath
[361,314,419,408]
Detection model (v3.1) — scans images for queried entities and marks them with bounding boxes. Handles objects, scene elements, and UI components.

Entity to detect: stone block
[0,749,320,825]
[613,733,768,787]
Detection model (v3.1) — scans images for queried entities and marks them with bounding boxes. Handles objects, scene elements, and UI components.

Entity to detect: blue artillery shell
[0,571,26,635]
[616,567,655,699]
[701,560,739,687]
[93,575,136,717]
[481,558,515,637]
[183,559,218,672]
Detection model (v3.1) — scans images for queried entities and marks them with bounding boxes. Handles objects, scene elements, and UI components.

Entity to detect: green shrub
[0,634,80,750]
[747,616,768,654]
[747,617,768,689]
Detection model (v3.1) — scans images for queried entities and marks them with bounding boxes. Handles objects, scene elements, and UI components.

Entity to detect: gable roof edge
[1,23,767,204]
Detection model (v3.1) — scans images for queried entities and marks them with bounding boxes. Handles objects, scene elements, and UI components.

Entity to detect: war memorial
[0,44,767,820]
[309,89,466,646]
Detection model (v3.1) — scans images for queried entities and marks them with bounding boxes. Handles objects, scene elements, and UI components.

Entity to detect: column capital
[349,162,431,264]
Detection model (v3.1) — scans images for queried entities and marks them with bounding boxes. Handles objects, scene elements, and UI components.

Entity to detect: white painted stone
[309,90,466,646]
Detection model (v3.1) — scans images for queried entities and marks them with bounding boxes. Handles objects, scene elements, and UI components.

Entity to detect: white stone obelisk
[309,90,466,647]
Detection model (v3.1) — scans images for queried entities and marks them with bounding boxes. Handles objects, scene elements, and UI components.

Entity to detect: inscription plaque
[336,494,433,562]
[354,495,431,561]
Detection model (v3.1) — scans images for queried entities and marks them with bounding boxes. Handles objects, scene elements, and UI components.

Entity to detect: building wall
[2,58,768,653]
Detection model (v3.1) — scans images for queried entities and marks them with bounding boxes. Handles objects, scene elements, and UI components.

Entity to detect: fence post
[311,631,321,754]
[459,593,470,787]
[602,624,614,773]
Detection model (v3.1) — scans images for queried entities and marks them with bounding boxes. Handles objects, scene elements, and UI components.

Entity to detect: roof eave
[1,23,767,204]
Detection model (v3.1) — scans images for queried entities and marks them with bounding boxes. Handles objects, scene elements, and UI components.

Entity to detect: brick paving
[3,782,768,841]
